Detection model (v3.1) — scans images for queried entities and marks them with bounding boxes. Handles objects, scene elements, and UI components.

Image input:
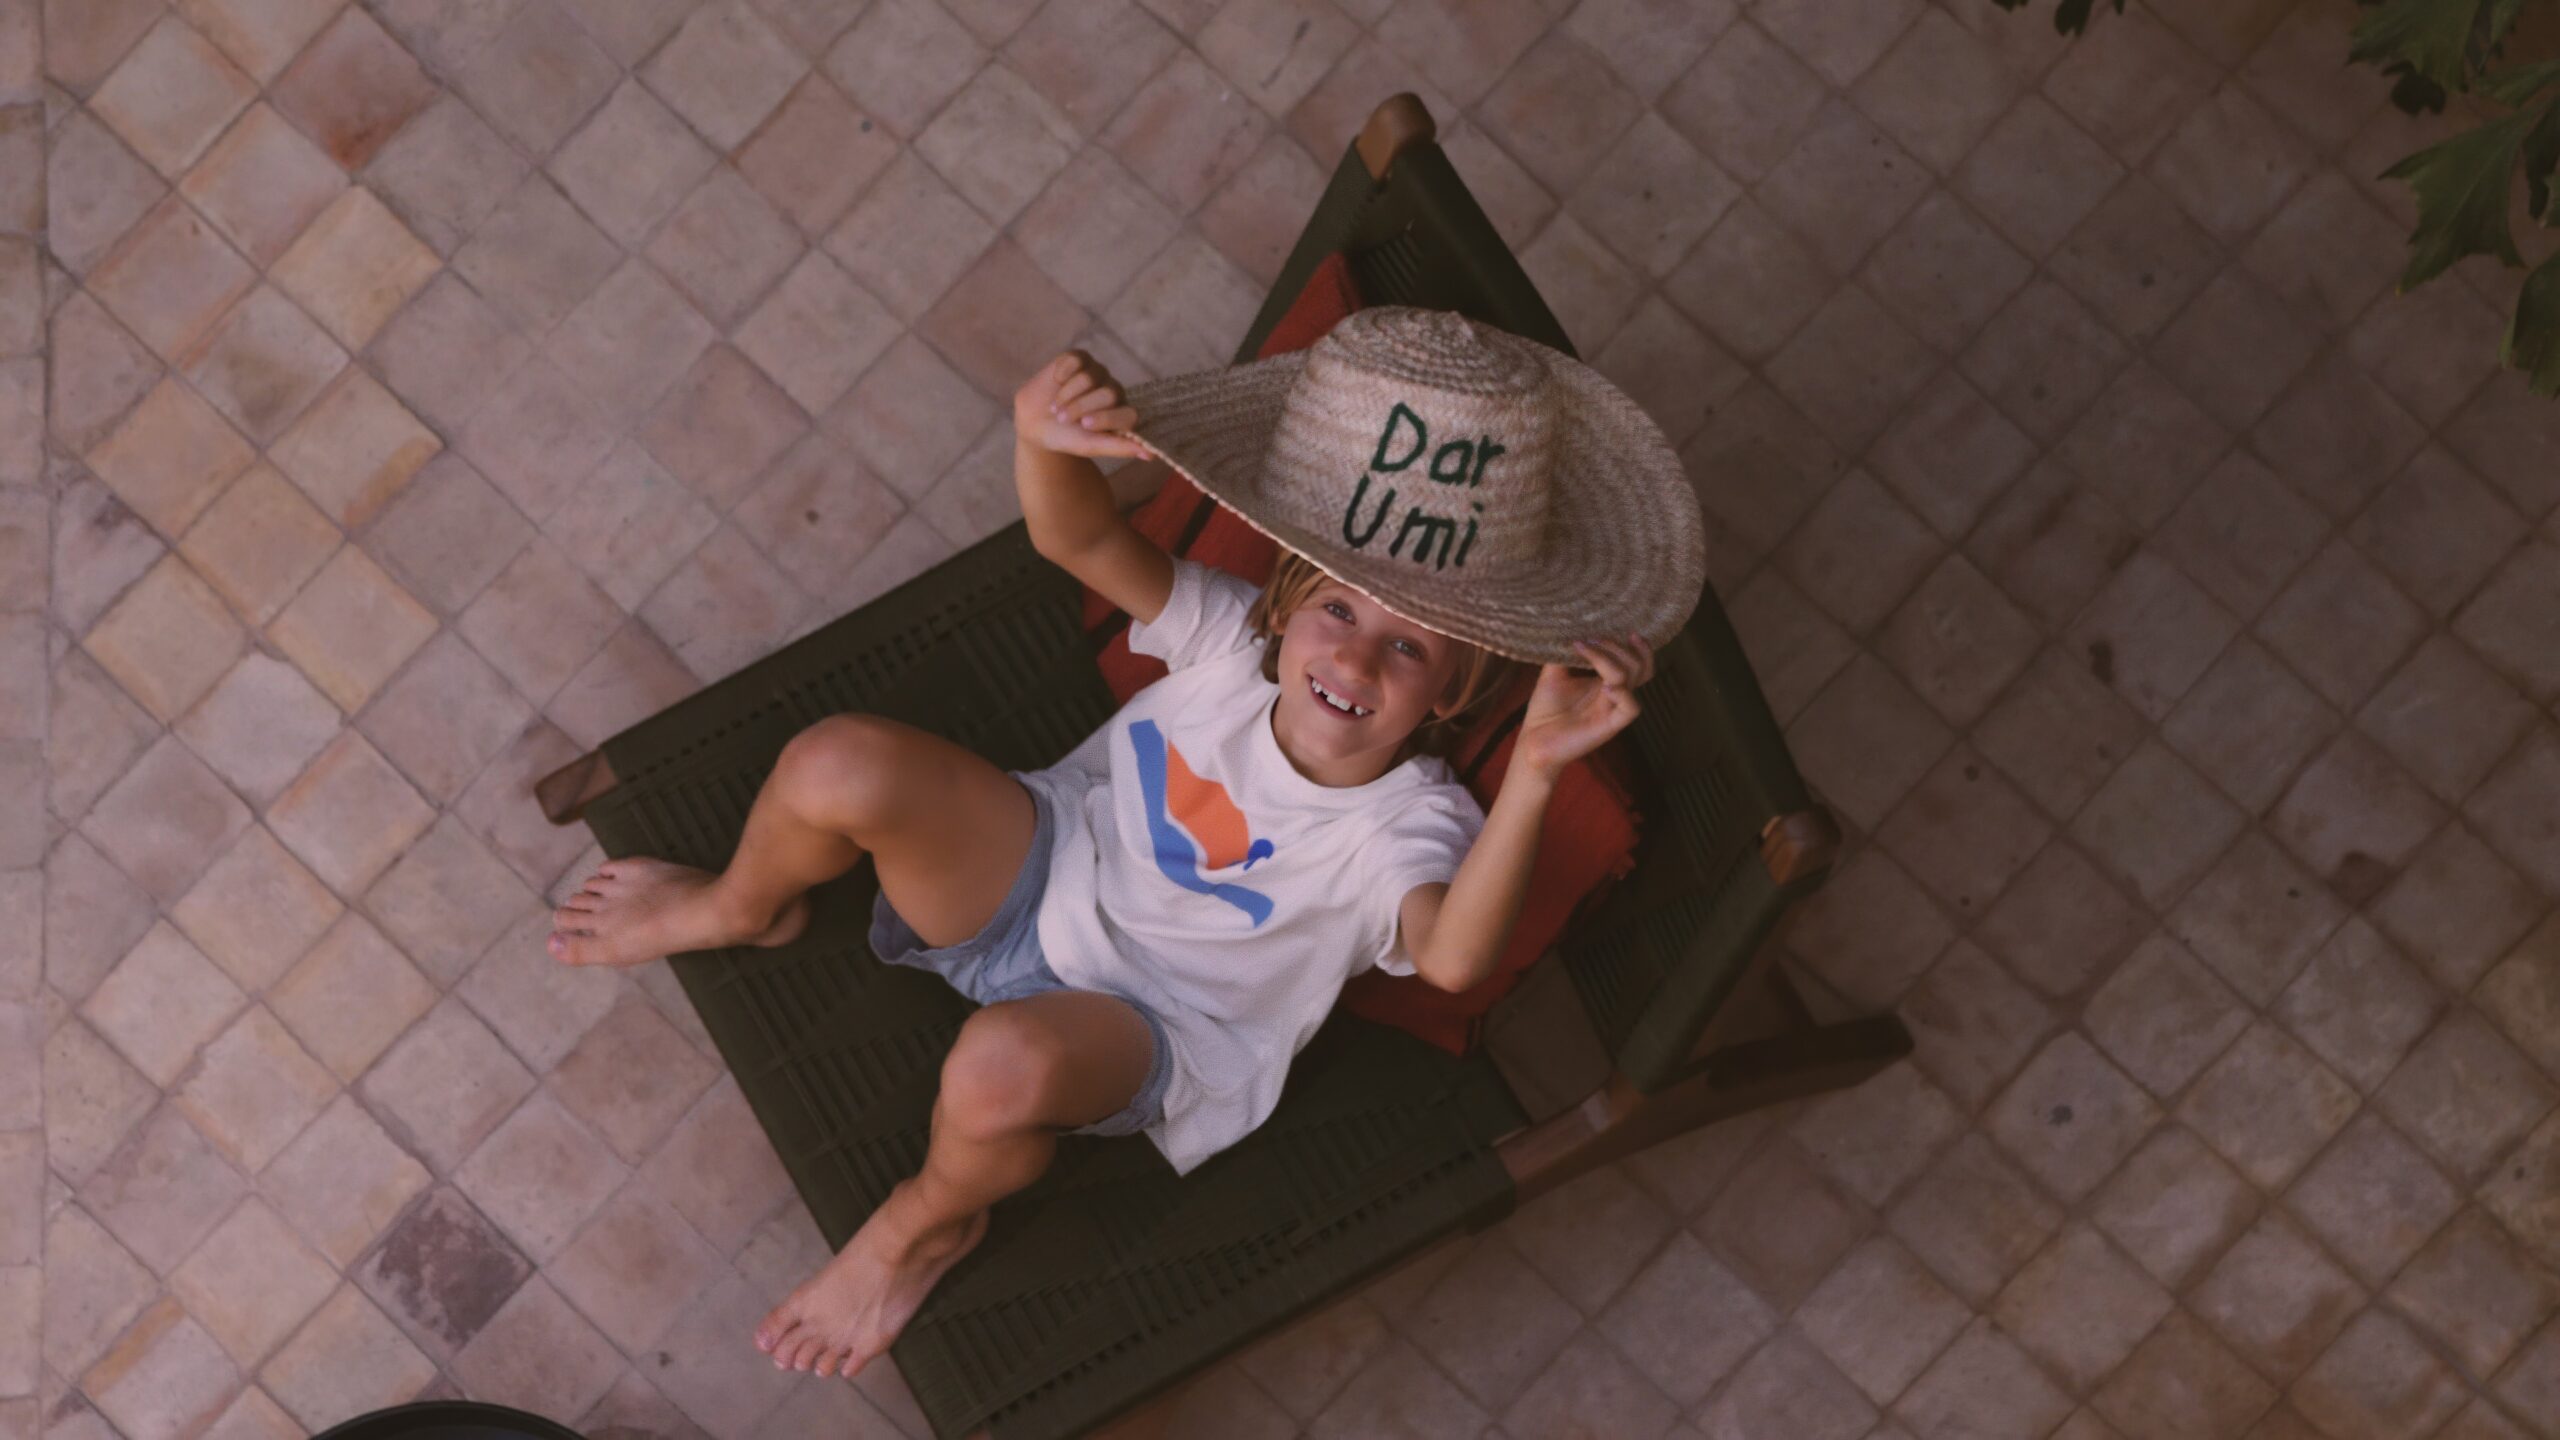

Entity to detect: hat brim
[1122,344,1708,667]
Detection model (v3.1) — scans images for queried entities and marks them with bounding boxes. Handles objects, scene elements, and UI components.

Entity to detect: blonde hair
[1246,551,1531,761]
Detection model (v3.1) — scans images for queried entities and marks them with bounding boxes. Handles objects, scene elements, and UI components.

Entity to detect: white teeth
[1309,677,1368,717]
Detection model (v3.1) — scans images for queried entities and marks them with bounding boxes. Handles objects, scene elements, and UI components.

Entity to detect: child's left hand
[1516,634,1655,782]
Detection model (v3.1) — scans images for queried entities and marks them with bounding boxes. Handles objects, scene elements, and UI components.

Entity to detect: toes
[755,1312,792,1353]
[550,931,599,966]
[812,1349,839,1379]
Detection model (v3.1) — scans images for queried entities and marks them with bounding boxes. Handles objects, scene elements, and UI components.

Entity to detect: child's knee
[776,714,904,829]
[940,1006,1067,1133]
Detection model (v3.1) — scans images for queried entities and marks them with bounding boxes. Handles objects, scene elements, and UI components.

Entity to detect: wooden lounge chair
[539,93,1912,1440]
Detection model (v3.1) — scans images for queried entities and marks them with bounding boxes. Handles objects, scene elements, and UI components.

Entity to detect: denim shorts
[868,772,1173,1138]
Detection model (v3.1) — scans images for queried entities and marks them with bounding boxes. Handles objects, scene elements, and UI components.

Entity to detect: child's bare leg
[756,988,1158,1379]
[549,714,1035,969]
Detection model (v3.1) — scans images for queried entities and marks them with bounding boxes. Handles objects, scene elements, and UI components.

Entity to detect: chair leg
[534,747,618,826]
[1497,1014,1912,1211]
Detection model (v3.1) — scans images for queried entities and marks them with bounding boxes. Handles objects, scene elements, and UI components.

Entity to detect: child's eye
[1392,640,1422,660]
[1323,601,1351,622]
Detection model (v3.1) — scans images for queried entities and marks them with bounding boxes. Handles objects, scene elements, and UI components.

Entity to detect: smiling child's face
[1268,576,1466,783]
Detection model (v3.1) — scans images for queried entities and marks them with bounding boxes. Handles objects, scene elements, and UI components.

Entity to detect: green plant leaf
[2351,0,2495,91]
[2526,97,2560,220]
[2503,248,2560,395]
[2383,104,2538,285]
[2479,57,2560,106]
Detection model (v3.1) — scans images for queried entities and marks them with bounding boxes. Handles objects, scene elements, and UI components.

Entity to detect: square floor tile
[363,813,537,984]
[358,998,536,1172]
[2288,1311,2467,1440]
[450,174,622,335]
[2067,738,2242,909]
[79,1103,249,1275]
[548,1183,726,1355]
[634,523,809,682]
[1785,654,1955,832]
[644,167,801,330]
[1991,1223,2171,1395]
[2178,1021,2360,1191]
[2159,638,2339,817]
[456,538,623,703]
[175,102,344,266]
[2268,731,2447,905]
[360,453,536,618]
[270,368,441,529]
[1781,847,1954,1007]
[1898,1317,2076,1440]
[455,1090,630,1264]
[266,6,436,169]
[181,283,348,443]
[992,0,1173,143]
[637,0,803,153]
[174,0,343,84]
[453,0,617,155]
[177,466,340,632]
[82,920,246,1086]
[549,79,716,247]
[260,1284,437,1429]
[85,375,257,540]
[271,187,441,350]
[176,651,341,813]
[172,826,342,993]
[267,911,437,1083]
[81,1297,244,1440]
[169,1196,336,1369]
[729,432,904,599]
[2283,1110,2459,1289]
[1985,1033,2161,1203]
[261,1095,430,1267]
[642,344,810,509]
[90,14,256,177]
[267,543,436,712]
[81,553,248,723]
[545,258,718,429]
[362,92,527,260]
[368,274,533,438]
[173,1006,337,1175]
[456,342,612,519]
[1971,648,2147,824]
[2087,1308,2274,1440]
[549,994,720,1166]
[265,731,437,899]
[2165,830,2344,1006]
[735,74,897,239]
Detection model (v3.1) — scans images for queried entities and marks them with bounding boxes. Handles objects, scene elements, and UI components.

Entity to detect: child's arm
[1397,634,1657,993]
[1014,352,1174,626]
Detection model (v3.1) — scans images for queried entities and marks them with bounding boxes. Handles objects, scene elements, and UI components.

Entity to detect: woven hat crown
[1262,308,1558,578]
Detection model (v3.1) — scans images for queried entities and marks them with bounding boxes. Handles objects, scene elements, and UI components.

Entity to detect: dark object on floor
[541,92,1911,1440]
[313,1402,584,1439]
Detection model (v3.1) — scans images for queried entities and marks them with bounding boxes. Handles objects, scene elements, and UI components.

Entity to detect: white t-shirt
[1018,559,1486,1175]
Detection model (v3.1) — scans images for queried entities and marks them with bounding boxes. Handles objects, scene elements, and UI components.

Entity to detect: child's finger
[1064,384,1121,419]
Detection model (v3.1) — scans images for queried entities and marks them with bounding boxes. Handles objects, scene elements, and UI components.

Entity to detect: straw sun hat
[1120,306,1707,667]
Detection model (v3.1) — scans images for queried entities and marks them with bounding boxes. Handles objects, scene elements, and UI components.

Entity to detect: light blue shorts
[867,773,1173,1138]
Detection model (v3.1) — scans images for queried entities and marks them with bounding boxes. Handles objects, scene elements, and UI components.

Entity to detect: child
[545,306,1707,1383]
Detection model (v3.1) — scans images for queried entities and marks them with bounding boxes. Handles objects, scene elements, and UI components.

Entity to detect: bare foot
[547,856,808,968]
[753,1179,991,1380]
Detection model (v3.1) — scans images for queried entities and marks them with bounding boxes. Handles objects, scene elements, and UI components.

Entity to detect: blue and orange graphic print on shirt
[1128,720,1276,926]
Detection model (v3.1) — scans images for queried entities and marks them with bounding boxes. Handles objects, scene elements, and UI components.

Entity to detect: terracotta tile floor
[9,0,2560,1435]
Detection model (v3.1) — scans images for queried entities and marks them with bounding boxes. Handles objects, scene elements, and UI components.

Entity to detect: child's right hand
[1014,352,1152,462]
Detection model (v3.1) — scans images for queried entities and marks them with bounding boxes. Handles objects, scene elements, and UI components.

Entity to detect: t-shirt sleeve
[1127,558,1263,672]
[1365,785,1487,978]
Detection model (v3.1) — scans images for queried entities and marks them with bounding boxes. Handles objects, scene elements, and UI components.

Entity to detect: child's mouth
[1308,675,1370,721]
